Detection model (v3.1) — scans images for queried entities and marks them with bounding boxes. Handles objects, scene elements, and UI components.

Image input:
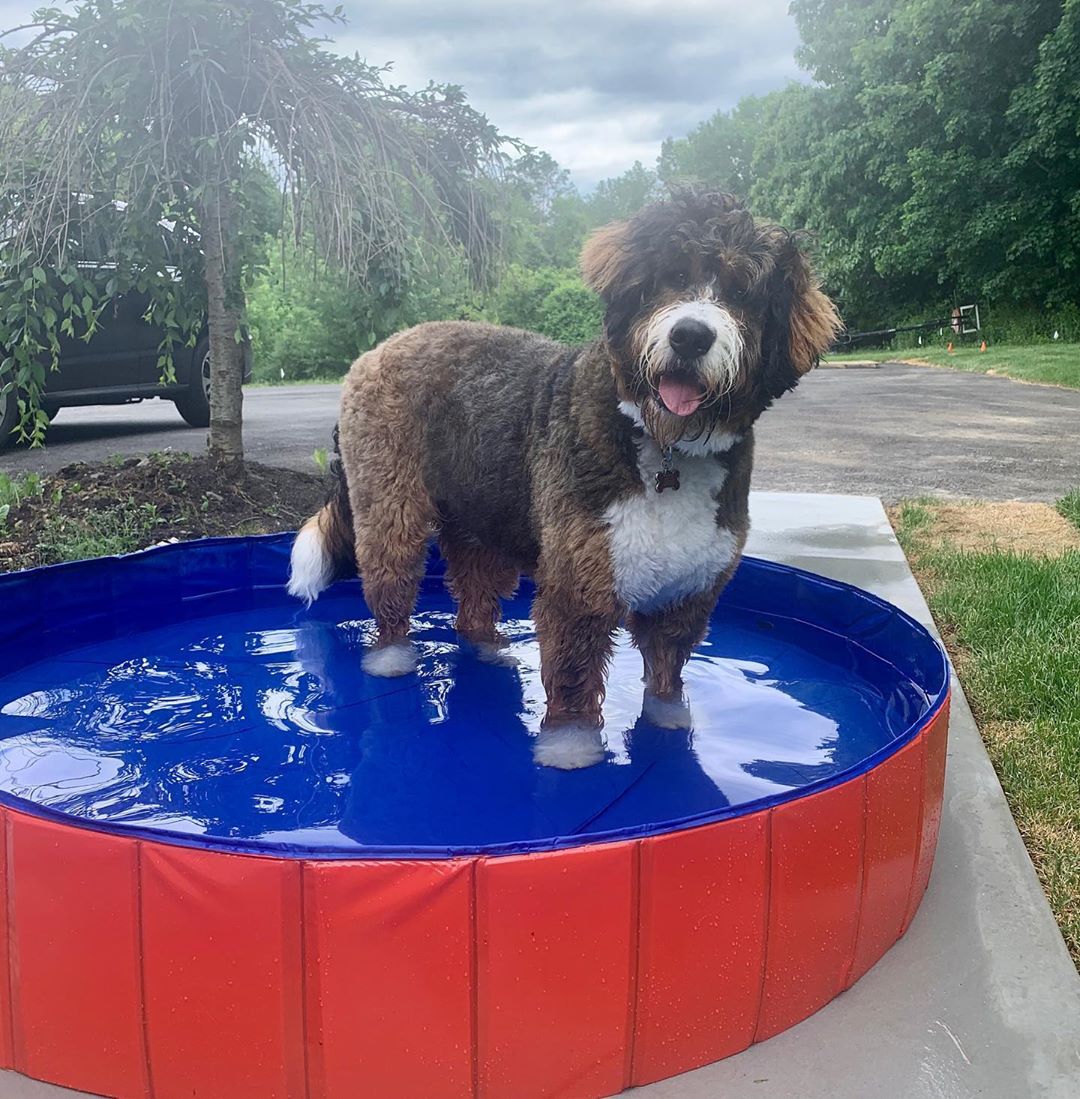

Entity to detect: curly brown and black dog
[289,190,841,768]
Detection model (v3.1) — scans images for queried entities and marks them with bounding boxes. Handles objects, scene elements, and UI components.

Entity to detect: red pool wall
[0,698,948,1099]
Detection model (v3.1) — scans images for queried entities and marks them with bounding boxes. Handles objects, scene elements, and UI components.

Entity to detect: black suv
[1,212,251,450]
[0,303,252,450]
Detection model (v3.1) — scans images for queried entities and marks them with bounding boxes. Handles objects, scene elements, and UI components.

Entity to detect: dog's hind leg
[439,534,519,655]
[344,425,436,677]
[352,489,434,676]
[337,340,438,678]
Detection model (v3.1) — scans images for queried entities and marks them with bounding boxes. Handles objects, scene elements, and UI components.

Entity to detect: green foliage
[247,236,480,381]
[0,471,43,527]
[660,95,773,197]
[535,278,605,344]
[586,162,662,224]
[496,157,662,271]
[464,157,660,346]
[974,304,1080,345]
[4,0,1072,391]
[246,247,371,382]
[37,502,162,563]
[485,266,563,333]
[486,265,603,344]
[0,221,204,446]
[657,0,1080,330]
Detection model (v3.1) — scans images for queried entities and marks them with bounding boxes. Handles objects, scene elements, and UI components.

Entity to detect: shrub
[488,264,603,344]
[536,278,604,344]
[247,240,478,383]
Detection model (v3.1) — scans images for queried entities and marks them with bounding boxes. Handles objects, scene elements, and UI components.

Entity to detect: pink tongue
[658,376,705,417]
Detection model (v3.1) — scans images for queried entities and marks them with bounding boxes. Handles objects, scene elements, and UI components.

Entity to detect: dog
[288,190,841,768]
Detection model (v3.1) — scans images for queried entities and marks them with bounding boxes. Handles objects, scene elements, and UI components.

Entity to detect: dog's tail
[287,426,355,605]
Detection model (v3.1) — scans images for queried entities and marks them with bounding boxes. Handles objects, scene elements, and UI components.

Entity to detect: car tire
[175,336,211,428]
[0,384,18,451]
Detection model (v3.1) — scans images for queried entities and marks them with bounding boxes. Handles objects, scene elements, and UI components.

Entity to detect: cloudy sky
[0,0,805,187]
[334,1,804,185]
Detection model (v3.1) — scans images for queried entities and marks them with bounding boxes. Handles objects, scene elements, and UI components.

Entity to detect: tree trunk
[201,184,245,472]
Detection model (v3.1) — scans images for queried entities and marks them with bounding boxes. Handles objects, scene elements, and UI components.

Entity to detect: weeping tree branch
[0,0,510,464]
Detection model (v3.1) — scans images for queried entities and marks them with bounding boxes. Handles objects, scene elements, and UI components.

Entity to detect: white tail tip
[287,524,335,606]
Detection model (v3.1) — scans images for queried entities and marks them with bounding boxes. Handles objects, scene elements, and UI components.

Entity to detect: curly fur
[289,190,841,767]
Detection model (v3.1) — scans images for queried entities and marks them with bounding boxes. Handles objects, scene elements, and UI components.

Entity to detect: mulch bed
[0,453,329,572]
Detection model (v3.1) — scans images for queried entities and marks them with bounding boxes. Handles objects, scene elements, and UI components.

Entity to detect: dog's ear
[580,220,632,300]
[761,239,841,397]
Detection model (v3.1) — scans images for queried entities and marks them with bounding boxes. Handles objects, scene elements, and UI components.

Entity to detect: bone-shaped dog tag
[654,468,680,492]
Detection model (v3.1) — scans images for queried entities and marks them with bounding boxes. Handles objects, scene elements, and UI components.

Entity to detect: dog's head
[581,189,841,447]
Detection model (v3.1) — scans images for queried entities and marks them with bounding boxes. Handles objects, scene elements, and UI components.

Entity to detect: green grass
[36,502,162,563]
[1058,489,1080,531]
[894,496,1080,962]
[245,375,344,387]
[826,342,1080,388]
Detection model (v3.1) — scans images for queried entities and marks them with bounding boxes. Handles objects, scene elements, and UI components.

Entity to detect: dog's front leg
[627,585,720,728]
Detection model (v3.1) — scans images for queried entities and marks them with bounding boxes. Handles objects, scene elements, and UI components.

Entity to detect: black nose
[668,318,716,359]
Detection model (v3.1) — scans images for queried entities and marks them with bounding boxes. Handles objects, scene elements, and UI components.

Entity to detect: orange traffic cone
[947,342,954,353]
[980,340,987,352]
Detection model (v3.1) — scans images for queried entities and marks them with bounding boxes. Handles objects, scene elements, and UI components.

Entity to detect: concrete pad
[1,492,1077,1099]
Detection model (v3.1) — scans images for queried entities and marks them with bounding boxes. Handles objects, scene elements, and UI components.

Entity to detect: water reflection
[0,587,923,852]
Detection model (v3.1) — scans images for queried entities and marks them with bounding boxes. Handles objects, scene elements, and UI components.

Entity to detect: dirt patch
[982,719,1030,752]
[889,501,1080,557]
[0,453,329,572]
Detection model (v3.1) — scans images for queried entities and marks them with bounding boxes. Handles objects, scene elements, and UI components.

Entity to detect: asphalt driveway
[3,362,1079,502]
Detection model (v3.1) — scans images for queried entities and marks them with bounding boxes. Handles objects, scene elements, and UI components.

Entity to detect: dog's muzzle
[657,320,717,416]
[640,298,744,419]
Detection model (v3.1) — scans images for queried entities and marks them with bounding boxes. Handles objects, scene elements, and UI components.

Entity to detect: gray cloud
[333,0,804,184]
[0,0,805,186]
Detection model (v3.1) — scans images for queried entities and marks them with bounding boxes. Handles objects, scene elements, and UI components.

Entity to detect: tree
[584,161,661,223]
[659,94,773,198]
[657,0,1074,328]
[503,150,577,219]
[0,0,503,468]
[994,0,1080,309]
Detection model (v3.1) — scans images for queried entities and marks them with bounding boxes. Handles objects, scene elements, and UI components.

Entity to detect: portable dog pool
[0,533,948,1099]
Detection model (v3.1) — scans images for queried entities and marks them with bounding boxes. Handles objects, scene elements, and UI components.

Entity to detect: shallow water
[0,574,932,855]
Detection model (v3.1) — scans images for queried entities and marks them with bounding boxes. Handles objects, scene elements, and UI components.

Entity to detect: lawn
[891,495,1080,963]
[826,342,1080,388]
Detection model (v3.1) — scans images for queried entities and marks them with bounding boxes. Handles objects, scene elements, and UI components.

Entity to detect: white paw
[533,724,606,770]
[361,642,417,678]
[475,641,519,667]
[642,691,693,730]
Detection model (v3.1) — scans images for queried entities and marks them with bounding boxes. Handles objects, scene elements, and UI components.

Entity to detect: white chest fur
[604,434,738,613]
